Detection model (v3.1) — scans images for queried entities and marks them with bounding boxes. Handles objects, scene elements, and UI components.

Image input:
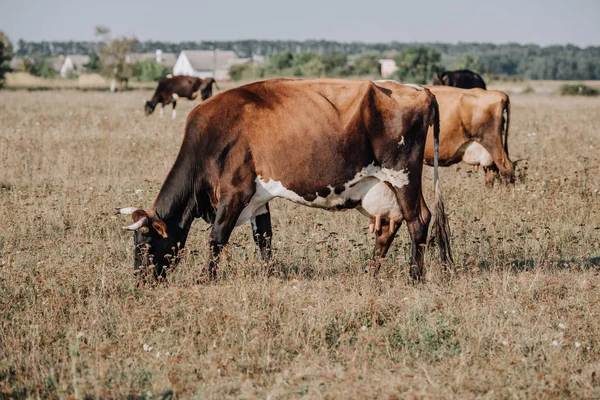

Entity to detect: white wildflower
[360,325,367,332]
[502,340,509,346]
[575,342,581,348]
[558,323,567,330]
[143,343,153,352]
[76,332,85,339]
[552,340,559,346]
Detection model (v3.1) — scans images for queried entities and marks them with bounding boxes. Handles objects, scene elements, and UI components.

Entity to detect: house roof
[66,55,90,69]
[182,50,238,70]
[127,52,177,67]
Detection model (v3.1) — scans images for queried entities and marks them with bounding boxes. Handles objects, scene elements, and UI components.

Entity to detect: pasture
[0,87,599,398]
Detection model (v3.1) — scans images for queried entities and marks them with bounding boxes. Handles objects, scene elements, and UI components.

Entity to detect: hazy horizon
[2,0,599,47]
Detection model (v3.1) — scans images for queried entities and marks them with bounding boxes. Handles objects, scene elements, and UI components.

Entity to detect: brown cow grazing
[433,69,487,90]
[424,85,514,186]
[117,79,452,281]
[144,75,219,119]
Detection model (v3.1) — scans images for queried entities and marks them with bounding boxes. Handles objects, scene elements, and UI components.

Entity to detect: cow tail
[503,96,511,157]
[430,95,454,266]
[213,79,220,90]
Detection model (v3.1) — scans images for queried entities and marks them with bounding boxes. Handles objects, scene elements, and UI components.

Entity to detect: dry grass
[0,87,599,399]
[4,73,158,91]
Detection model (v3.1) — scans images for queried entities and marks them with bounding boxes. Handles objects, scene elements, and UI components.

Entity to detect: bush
[558,83,599,96]
[27,60,56,79]
[133,59,170,82]
[229,64,250,81]
[353,52,380,76]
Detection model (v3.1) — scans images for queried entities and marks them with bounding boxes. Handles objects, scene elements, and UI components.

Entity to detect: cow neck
[150,151,198,239]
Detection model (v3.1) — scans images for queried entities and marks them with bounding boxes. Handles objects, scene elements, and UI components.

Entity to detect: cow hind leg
[171,100,177,119]
[207,190,252,279]
[397,188,431,280]
[250,203,273,267]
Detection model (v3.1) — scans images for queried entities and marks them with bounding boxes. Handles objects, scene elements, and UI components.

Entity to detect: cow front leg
[250,203,273,267]
[159,105,164,117]
[171,100,177,119]
[366,218,402,274]
[483,165,499,187]
[206,192,249,279]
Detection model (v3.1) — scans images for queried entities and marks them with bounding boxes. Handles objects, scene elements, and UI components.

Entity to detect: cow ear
[152,221,168,238]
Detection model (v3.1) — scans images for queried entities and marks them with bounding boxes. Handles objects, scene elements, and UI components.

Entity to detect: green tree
[453,54,481,72]
[322,51,350,77]
[394,46,442,84]
[229,64,249,81]
[84,52,101,73]
[27,59,57,79]
[0,31,13,88]
[95,26,138,91]
[133,59,170,81]
[354,52,380,76]
[297,56,324,77]
[266,51,294,75]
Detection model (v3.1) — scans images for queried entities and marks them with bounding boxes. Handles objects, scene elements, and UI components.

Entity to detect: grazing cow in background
[433,69,487,90]
[424,85,514,186]
[117,78,453,281]
[144,75,220,119]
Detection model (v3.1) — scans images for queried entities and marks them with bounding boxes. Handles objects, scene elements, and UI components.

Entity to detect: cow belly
[235,163,409,226]
[462,142,493,167]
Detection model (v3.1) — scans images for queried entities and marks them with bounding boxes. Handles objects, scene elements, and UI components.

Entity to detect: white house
[60,55,90,78]
[378,58,399,79]
[173,50,240,80]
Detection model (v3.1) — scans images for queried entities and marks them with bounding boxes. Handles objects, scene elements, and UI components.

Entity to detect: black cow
[432,69,487,90]
[144,75,219,119]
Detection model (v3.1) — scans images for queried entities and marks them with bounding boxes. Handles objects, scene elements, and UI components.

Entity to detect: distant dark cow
[144,75,219,119]
[424,85,514,186]
[118,79,452,281]
[432,69,487,90]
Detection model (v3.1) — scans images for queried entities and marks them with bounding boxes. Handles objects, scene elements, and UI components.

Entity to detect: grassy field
[0,85,599,399]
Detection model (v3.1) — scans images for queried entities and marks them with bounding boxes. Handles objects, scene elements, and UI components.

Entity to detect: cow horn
[122,216,149,231]
[115,207,139,215]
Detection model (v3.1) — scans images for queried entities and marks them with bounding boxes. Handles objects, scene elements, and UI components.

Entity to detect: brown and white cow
[144,75,219,119]
[424,85,514,186]
[119,79,452,281]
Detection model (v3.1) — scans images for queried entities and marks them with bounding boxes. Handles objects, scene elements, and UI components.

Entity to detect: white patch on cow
[462,141,493,167]
[398,136,405,147]
[171,109,177,119]
[172,93,179,100]
[167,74,173,78]
[234,163,409,226]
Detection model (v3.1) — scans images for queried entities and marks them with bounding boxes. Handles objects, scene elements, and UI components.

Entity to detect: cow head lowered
[116,207,180,278]
[144,100,157,116]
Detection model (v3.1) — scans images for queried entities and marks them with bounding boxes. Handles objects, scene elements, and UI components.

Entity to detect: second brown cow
[424,85,514,186]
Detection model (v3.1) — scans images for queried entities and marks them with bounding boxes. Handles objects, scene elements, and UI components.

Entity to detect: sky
[1,0,599,46]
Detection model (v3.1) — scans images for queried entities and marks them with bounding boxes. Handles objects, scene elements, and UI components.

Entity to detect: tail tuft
[431,181,454,265]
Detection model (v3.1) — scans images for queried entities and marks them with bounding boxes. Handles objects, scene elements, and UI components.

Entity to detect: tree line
[8,38,600,81]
